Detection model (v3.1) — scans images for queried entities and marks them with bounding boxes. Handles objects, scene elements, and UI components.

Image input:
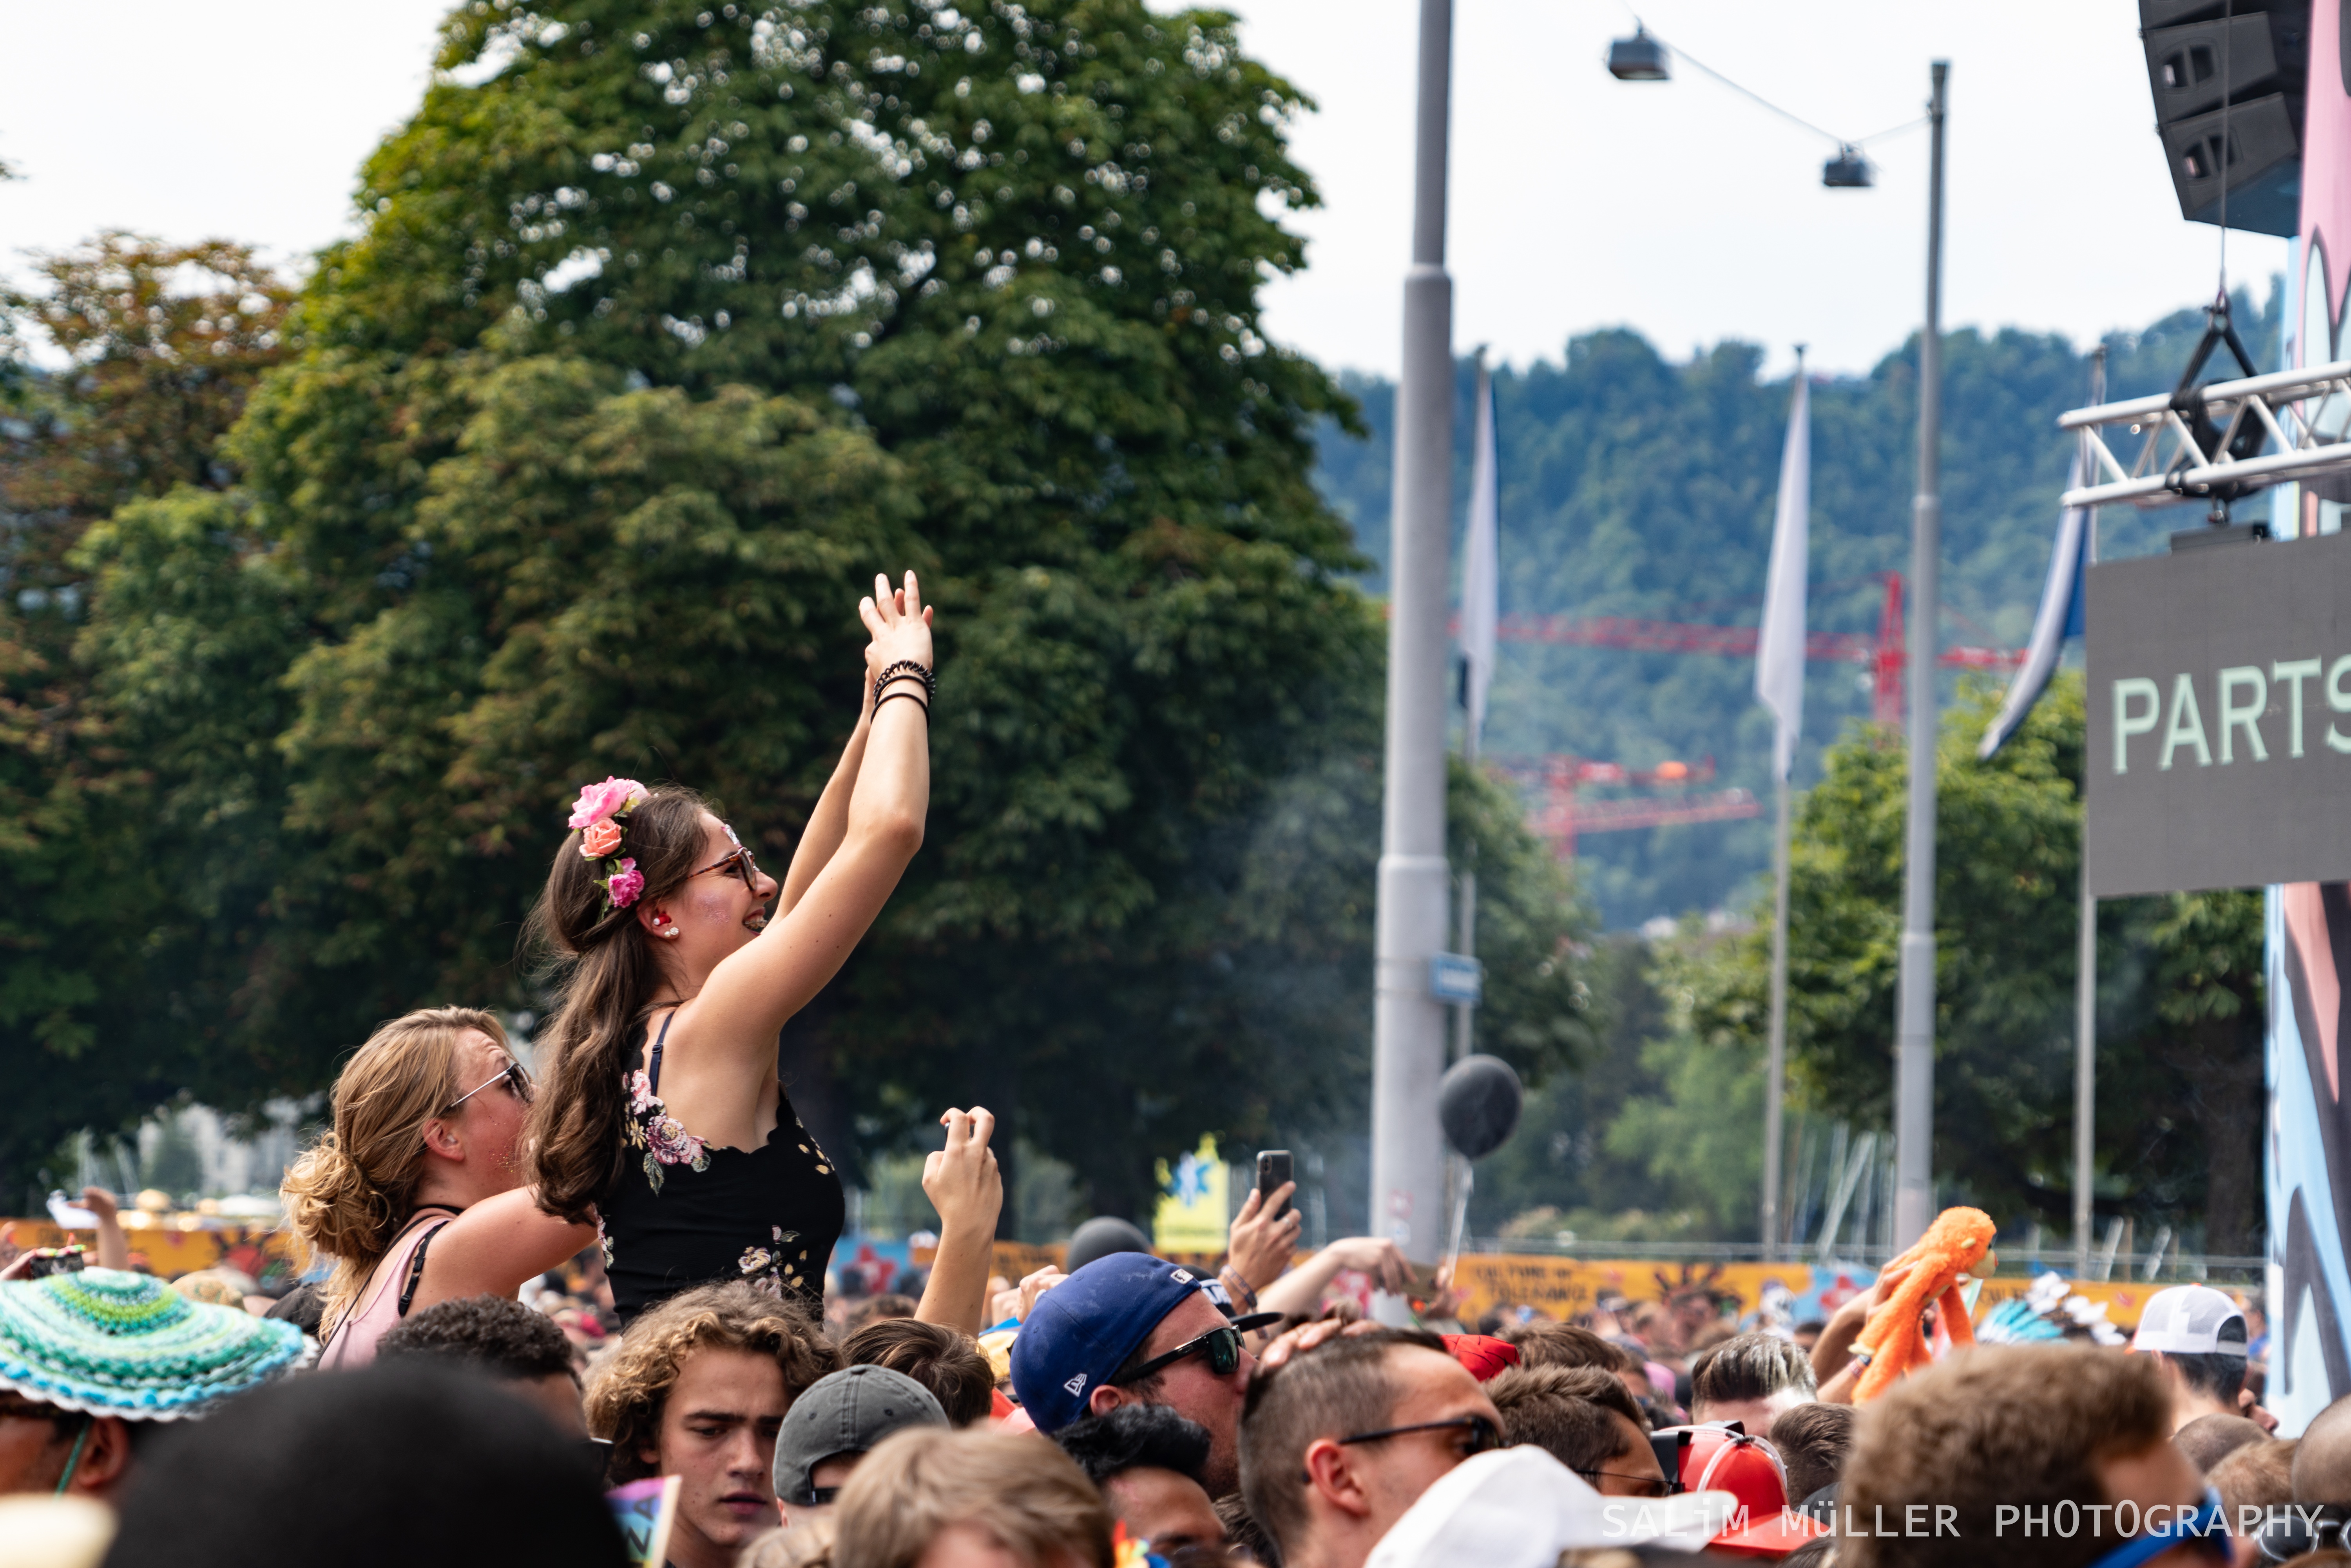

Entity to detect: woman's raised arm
[684,571,933,1059]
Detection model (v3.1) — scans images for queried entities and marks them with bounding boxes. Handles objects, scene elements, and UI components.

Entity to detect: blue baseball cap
[1009,1253,1215,1433]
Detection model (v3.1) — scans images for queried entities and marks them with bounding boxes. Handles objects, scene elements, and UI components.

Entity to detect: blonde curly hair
[279,1006,505,1333]
[586,1280,841,1483]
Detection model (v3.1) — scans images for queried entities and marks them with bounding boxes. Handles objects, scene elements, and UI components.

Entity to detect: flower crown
[569,776,650,910]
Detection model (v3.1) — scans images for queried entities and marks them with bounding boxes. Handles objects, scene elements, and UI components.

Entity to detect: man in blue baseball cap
[1010,1253,1279,1498]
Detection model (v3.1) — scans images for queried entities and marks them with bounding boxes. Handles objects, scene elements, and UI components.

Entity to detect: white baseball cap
[2130,1285,2248,1357]
[1364,1445,1739,1567]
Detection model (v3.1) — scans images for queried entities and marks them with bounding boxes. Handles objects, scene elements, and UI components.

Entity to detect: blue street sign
[1429,953,1484,1005]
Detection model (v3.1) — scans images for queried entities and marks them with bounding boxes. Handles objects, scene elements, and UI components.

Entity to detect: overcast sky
[0,0,2285,381]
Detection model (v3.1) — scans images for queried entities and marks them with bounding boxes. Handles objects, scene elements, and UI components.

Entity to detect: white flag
[1978,442,2090,759]
[1461,362,1500,757]
[1755,360,1809,782]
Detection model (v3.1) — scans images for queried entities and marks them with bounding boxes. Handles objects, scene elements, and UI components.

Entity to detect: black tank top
[596,1010,845,1323]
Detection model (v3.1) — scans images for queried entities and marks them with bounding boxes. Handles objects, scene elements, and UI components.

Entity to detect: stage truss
[2060,355,2351,512]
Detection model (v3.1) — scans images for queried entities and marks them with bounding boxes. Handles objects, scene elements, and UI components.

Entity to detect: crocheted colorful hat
[0,1267,310,1420]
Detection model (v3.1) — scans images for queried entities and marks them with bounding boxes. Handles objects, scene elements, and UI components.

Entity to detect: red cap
[1660,1424,1828,1559]
[1439,1334,1522,1382]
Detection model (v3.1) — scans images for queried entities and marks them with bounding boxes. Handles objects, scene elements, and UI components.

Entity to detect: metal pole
[1454,358,1487,1067]
[1892,60,1948,1251]
[1453,867,1477,1061]
[1369,0,1455,1269]
[2074,346,2105,1278]
[1763,772,1793,1258]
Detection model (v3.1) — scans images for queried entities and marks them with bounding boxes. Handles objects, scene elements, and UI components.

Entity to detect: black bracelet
[874,687,931,721]
[873,659,936,708]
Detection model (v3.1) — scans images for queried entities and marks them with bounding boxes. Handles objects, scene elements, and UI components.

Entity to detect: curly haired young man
[587,1280,841,1568]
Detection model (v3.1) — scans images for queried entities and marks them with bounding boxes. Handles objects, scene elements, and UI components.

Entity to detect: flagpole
[1761,344,1807,1262]
[1456,354,1496,1063]
[1764,770,1793,1257]
[2074,345,2105,1279]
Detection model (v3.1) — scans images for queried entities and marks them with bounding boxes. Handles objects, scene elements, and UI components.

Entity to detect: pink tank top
[318,1207,459,1371]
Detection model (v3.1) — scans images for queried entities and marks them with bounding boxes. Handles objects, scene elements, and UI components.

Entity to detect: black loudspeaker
[2140,0,2313,236]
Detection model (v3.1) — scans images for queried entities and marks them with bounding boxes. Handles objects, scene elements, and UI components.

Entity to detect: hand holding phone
[1255,1151,1293,1222]
[46,1191,97,1230]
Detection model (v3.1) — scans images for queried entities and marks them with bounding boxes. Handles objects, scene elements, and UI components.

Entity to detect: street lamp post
[1891,61,1949,1251]
[1367,0,1457,1273]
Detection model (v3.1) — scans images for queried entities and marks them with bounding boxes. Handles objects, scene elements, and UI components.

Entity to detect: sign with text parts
[1152,1136,1228,1254]
[2087,532,2351,895]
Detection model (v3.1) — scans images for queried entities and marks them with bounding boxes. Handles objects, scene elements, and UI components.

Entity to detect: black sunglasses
[1575,1468,1673,1499]
[1115,1326,1246,1385]
[1336,1414,1502,1456]
[441,1058,534,1116]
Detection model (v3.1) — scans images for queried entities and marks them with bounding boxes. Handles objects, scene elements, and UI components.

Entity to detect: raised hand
[859,569,935,693]
[922,1106,1002,1239]
[1226,1182,1303,1293]
[1319,1234,1413,1295]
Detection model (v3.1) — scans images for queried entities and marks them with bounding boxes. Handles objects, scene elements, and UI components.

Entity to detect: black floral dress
[596,1012,844,1323]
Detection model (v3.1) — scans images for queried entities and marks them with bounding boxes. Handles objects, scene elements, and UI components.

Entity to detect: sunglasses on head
[1115,1325,1247,1385]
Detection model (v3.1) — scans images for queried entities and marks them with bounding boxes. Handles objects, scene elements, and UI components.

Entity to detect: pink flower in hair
[568,776,648,830]
[604,858,645,909]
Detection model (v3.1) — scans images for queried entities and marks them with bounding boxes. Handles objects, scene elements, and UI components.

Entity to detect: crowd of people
[0,573,2325,1567]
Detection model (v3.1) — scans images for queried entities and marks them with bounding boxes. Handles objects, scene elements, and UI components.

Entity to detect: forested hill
[1312,285,2284,929]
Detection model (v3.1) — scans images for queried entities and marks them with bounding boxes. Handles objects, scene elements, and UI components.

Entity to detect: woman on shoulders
[283,1006,600,1369]
[525,571,999,1330]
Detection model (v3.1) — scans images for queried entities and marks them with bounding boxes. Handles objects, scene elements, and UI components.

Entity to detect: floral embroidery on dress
[794,1115,834,1177]
[598,1215,614,1267]
[739,1226,803,1298]
[623,1069,710,1194]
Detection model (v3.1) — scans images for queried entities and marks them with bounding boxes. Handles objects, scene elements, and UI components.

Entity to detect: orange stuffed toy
[1849,1206,1996,1402]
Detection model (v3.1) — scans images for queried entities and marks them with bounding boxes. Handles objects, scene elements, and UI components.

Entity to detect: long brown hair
[280,1006,507,1331]
[522,785,716,1222]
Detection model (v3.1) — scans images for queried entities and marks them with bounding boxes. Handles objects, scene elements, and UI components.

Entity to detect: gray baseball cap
[774,1364,949,1506]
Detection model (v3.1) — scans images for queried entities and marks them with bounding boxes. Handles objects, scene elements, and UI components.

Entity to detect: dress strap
[396,1219,456,1318]
[648,1007,680,1095]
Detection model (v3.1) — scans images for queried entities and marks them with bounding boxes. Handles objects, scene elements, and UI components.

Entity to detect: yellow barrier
[986,1242,2183,1331]
[1,1221,298,1281]
[10,1221,2184,1334]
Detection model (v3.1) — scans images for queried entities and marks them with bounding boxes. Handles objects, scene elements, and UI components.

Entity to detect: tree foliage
[0,239,292,1197]
[1317,288,2286,927]
[1662,678,2263,1252]
[25,0,1594,1215]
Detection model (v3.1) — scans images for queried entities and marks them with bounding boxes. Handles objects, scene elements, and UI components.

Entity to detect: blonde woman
[282,1006,596,1368]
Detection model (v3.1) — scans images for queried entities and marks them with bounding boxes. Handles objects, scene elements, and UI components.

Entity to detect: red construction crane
[1489,755,1762,860]
[1491,571,2021,729]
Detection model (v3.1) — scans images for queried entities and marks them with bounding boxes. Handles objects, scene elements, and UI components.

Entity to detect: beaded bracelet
[873,659,936,708]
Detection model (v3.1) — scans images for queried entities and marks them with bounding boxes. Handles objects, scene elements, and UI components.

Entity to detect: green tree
[1315,288,2283,928]
[73,0,1593,1214]
[0,238,292,1190]
[1668,676,2264,1250]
